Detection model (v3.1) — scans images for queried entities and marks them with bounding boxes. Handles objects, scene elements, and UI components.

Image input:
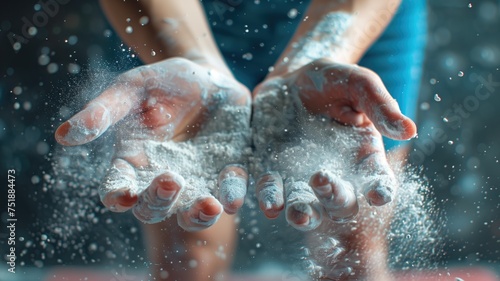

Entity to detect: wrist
[150,48,232,79]
[269,52,352,79]
[268,11,355,78]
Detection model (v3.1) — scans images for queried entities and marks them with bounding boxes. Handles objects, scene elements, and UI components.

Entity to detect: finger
[55,81,142,146]
[217,165,248,215]
[297,64,416,140]
[100,158,139,212]
[285,181,323,231]
[177,196,223,232]
[256,172,285,219]
[309,171,359,222]
[132,171,184,224]
[354,127,397,206]
[347,67,417,140]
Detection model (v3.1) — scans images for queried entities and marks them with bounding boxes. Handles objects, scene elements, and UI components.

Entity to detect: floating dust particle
[251,78,442,278]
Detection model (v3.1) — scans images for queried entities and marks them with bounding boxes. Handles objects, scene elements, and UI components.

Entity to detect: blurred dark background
[0,0,499,278]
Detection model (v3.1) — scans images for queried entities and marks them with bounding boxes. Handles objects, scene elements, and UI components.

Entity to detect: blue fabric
[202,0,310,87]
[360,0,427,150]
[202,0,427,150]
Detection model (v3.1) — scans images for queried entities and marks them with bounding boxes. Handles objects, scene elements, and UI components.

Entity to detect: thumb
[298,66,417,140]
[55,82,141,146]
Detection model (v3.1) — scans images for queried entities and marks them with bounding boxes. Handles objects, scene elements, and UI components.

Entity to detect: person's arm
[252,1,407,279]
[100,0,231,75]
[56,0,252,231]
[271,0,401,76]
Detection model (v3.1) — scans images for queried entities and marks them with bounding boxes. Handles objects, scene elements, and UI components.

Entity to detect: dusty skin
[252,59,417,225]
[55,58,252,231]
[251,59,417,280]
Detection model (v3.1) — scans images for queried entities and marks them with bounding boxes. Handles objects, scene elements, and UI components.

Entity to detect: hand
[251,58,416,231]
[55,58,251,231]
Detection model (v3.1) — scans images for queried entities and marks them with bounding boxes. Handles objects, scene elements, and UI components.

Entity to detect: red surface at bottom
[44,267,500,281]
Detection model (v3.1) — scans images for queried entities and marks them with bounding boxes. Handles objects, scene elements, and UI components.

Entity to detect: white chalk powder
[285,12,352,73]
[46,69,440,279]
[44,22,439,275]
[101,102,251,220]
[251,78,440,278]
[252,77,368,185]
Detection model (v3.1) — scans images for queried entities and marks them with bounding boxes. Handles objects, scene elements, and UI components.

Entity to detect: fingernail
[389,118,417,140]
[103,189,138,212]
[116,190,138,208]
[289,205,311,225]
[157,187,177,200]
[55,121,71,145]
[287,203,322,231]
[327,209,358,223]
[59,104,111,145]
[313,183,332,197]
[199,211,219,222]
[367,185,393,206]
[58,120,99,145]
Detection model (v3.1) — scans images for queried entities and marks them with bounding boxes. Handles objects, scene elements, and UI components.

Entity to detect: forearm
[271,0,401,76]
[100,0,230,75]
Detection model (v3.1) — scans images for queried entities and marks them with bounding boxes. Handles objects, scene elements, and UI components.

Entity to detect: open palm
[252,58,416,230]
[55,58,251,231]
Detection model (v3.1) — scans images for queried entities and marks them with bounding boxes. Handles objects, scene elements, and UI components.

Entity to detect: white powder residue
[252,77,366,184]
[285,181,323,231]
[102,103,251,221]
[219,177,247,206]
[251,79,440,278]
[302,168,441,279]
[63,102,112,145]
[285,12,352,72]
